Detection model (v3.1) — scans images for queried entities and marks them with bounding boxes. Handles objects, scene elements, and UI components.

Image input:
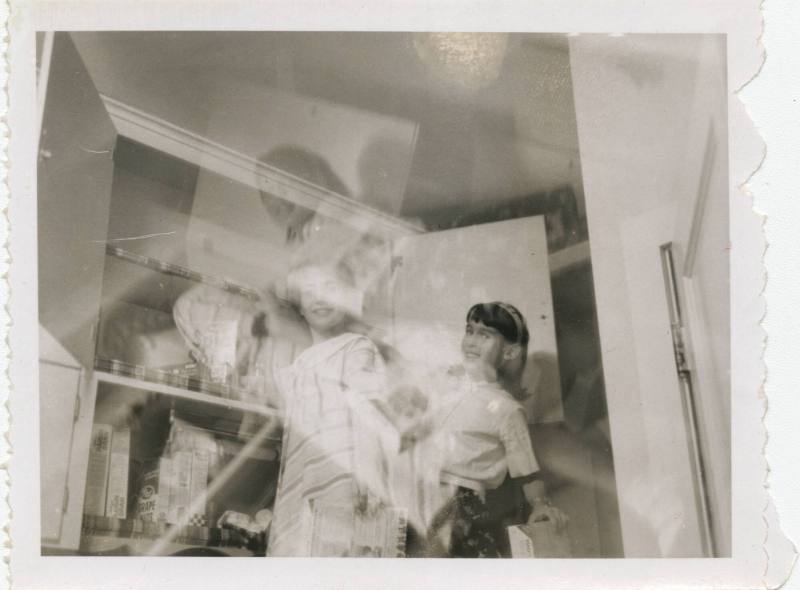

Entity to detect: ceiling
[71,31,583,217]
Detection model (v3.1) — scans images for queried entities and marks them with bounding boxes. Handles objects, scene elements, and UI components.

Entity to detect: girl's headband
[492,301,526,344]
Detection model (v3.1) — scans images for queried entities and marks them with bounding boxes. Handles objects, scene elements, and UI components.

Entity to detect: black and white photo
[5,2,784,588]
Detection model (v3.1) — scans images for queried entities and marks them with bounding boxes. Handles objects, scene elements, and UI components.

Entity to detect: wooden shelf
[94,370,279,418]
[105,244,262,299]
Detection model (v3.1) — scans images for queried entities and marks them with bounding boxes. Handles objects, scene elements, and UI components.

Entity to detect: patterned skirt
[426,487,503,558]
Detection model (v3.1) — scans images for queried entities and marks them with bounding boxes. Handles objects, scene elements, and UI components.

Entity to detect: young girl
[265,260,399,556]
[422,301,568,557]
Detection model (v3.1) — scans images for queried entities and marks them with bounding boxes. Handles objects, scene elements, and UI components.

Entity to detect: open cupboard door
[38,31,117,366]
[570,34,729,557]
[38,32,117,549]
[618,37,730,558]
[661,36,731,558]
[390,216,563,424]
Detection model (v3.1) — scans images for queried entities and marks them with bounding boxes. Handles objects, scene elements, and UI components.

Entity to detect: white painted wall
[569,35,728,557]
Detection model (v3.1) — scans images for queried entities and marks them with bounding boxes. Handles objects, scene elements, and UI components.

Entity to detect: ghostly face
[461,319,509,381]
[293,265,351,336]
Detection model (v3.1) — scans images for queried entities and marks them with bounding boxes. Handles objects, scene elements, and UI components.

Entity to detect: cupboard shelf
[94,370,278,419]
[105,244,261,300]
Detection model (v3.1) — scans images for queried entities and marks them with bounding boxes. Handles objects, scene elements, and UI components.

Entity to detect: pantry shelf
[94,370,278,418]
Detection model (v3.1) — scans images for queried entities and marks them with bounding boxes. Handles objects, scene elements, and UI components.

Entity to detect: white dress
[267,332,394,556]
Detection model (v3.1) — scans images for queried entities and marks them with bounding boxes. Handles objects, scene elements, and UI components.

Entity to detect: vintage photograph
[34,30,731,560]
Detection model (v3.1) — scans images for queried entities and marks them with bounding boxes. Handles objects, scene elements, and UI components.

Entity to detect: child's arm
[341,339,408,510]
[343,343,396,424]
[502,409,569,530]
[344,339,431,444]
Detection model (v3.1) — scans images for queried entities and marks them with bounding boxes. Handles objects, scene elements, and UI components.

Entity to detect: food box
[507,521,572,558]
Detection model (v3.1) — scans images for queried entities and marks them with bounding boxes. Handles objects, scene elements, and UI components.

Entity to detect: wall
[569,35,728,557]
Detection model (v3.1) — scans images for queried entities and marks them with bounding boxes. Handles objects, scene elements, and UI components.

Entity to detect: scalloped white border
[741,0,800,586]
[3,1,797,588]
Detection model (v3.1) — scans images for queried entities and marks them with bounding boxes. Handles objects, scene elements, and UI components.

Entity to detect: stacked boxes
[188,450,210,527]
[83,424,130,519]
[83,424,113,517]
[136,458,175,523]
[135,420,213,528]
[85,419,217,531]
[105,428,131,519]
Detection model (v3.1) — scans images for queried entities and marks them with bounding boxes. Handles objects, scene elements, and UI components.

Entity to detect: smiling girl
[265,261,398,556]
[423,301,567,557]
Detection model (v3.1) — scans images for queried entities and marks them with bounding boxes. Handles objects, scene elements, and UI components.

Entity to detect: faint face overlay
[461,319,508,380]
[293,265,354,335]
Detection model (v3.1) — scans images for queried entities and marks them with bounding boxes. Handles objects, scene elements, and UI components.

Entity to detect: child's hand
[528,504,569,532]
[387,384,428,419]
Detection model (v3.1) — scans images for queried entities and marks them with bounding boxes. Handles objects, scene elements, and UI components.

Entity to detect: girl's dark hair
[259,145,351,197]
[466,302,530,347]
[257,145,351,243]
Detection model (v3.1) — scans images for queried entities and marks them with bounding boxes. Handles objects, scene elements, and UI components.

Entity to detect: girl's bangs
[466,303,494,325]
[466,303,518,343]
[466,302,530,346]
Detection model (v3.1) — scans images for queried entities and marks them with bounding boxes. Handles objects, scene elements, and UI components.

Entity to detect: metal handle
[660,242,717,557]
